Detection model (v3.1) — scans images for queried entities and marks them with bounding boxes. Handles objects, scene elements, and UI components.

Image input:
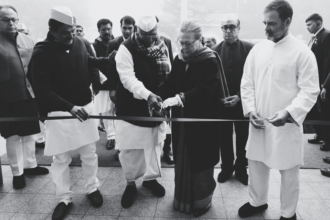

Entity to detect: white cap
[222,13,239,22]
[51,6,73,26]
[17,23,27,30]
[137,15,157,32]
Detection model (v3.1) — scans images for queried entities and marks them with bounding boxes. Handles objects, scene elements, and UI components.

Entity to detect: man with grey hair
[238,1,319,219]
[213,13,253,186]
[115,15,170,208]
[0,5,49,190]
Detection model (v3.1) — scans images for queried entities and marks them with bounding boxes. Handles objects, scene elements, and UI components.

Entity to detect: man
[306,14,330,150]
[106,15,135,161]
[238,1,319,220]
[213,14,253,186]
[31,6,115,220]
[205,36,216,48]
[75,24,84,37]
[92,18,116,150]
[0,5,48,190]
[115,15,169,208]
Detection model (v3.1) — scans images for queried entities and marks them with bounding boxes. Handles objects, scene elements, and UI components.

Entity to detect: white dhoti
[44,102,100,204]
[248,160,299,218]
[116,120,166,182]
[94,91,116,140]
[6,135,37,176]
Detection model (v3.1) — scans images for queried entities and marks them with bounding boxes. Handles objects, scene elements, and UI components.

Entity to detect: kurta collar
[274,33,292,46]
[224,39,239,47]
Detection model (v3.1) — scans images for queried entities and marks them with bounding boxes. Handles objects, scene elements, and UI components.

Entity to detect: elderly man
[31,6,115,220]
[213,14,253,186]
[0,5,48,190]
[238,1,319,220]
[115,15,170,208]
[92,18,116,150]
[205,37,216,48]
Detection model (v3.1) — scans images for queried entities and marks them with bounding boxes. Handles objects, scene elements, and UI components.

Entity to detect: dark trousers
[220,121,249,171]
[308,99,330,144]
[163,134,172,154]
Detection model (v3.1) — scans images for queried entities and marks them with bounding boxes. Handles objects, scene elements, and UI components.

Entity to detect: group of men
[0,0,329,220]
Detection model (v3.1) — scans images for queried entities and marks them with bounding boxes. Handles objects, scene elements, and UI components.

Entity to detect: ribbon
[0,115,330,125]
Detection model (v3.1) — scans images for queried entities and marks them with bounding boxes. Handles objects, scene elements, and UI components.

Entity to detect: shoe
[106,139,115,150]
[280,213,297,220]
[217,169,234,183]
[320,168,330,177]
[24,166,49,175]
[320,144,330,151]
[87,189,103,207]
[121,185,137,208]
[52,202,72,220]
[238,202,268,218]
[115,150,120,161]
[323,157,330,164]
[235,169,249,186]
[308,135,323,144]
[35,141,45,148]
[193,202,212,217]
[13,175,26,189]
[98,127,106,133]
[142,180,165,197]
[163,152,174,165]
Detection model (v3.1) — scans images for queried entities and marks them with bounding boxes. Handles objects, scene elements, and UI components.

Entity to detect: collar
[96,37,103,42]
[224,39,239,47]
[123,35,128,41]
[274,32,291,46]
[314,27,324,37]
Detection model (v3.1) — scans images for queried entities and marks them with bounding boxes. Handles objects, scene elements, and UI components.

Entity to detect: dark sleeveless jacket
[115,37,160,128]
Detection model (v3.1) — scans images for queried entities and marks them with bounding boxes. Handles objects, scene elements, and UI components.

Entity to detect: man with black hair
[31,6,116,220]
[75,24,84,37]
[92,18,116,150]
[238,1,319,219]
[0,5,49,190]
[205,37,216,48]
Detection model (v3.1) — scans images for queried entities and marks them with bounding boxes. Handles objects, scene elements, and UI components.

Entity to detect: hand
[70,106,89,122]
[147,93,163,116]
[224,95,240,107]
[109,90,116,104]
[93,90,99,96]
[321,88,328,102]
[267,110,290,127]
[162,97,179,109]
[250,111,265,129]
[108,50,117,64]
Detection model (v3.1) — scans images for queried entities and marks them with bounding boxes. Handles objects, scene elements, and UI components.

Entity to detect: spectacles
[0,17,19,24]
[221,25,239,32]
[177,38,199,47]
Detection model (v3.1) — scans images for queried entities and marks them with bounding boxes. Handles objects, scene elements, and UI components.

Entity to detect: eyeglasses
[221,25,239,32]
[177,38,199,47]
[0,17,19,24]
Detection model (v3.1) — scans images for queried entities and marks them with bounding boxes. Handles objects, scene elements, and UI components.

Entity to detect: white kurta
[241,33,319,170]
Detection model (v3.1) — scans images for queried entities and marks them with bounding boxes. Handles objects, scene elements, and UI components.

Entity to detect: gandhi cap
[51,6,73,26]
[137,15,157,32]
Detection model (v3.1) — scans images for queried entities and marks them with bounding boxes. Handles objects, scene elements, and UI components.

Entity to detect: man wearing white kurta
[238,1,319,220]
[115,15,169,208]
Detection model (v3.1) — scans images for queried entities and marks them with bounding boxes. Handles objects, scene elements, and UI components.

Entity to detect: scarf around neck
[178,46,215,64]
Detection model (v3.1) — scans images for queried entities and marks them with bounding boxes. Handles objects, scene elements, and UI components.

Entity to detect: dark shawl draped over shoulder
[158,46,229,173]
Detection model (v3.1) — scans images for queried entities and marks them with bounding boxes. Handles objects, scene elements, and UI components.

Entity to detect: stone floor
[0,166,330,220]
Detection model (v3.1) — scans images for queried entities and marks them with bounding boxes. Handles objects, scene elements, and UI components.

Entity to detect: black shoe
[106,139,115,150]
[115,150,120,161]
[142,180,165,197]
[235,169,249,186]
[238,202,268,218]
[323,157,330,164]
[87,189,103,207]
[121,185,137,208]
[320,144,330,151]
[35,141,45,148]
[24,166,49,175]
[193,202,212,217]
[320,168,330,177]
[280,213,297,220]
[163,153,174,165]
[98,127,106,133]
[217,169,234,183]
[52,202,72,220]
[13,175,26,189]
[308,135,323,144]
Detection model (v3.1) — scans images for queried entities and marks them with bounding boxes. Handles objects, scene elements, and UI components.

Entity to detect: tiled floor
[0,166,330,220]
